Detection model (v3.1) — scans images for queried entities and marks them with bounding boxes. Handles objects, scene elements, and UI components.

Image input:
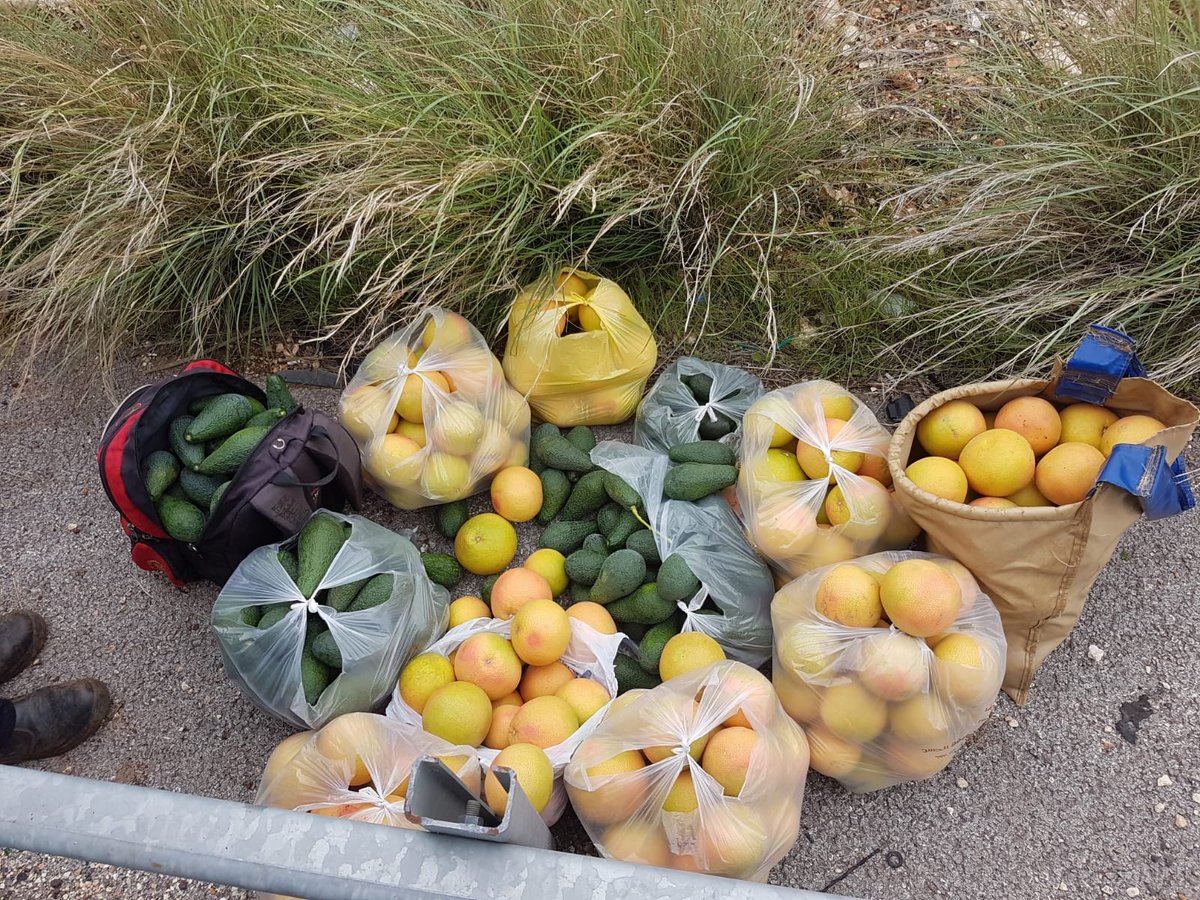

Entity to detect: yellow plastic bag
[502,269,656,425]
[737,380,921,577]
[772,551,1005,793]
[564,661,808,881]
[340,308,531,509]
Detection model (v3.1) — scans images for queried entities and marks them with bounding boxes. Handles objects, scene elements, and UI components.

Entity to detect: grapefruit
[757,448,806,482]
[454,513,518,575]
[796,418,863,481]
[422,681,492,746]
[889,693,951,746]
[824,477,891,541]
[395,371,450,423]
[858,453,893,487]
[508,695,580,748]
[490,466,543,523]
[431,400,484,455]
[969,496,1018,509]
[806,725,863,778]
[489,567,553,619]
[453,634,523,700]
[484,704,520,750]
[933,632,997,706]
[905,456,969,503]
[422,452,471,500]
[661,770,700,813]
[1006,481,1051,507]
[917,400,986,460]
[1100,414,1166,456]
[814,564,882,628]
[1059,403,1118,450]
[523,548,568,596]
[819,681,887,742]
[394,420,426,447]
[565,601,617,635]
[399,652,457,714]
[340,385,398,444]
[568,746,648,824]
[701,726,758,796]
[994,396,1062,456]
[659,633,726,681]
[602,822,670,867]
[447,596,490,628]
[856,630,929,701]
[485,743,554,814]
[555,678,610,725]
[1035,441,1105,505]
[880,559,962,638]
[958,428,1035,497]
[519,661,574,700]
[510,598,571,666]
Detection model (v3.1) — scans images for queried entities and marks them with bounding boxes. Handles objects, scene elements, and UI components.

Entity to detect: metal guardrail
[0,766,851,900]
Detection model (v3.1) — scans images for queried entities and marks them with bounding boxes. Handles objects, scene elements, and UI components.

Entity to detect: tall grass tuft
[0,0,871,374]
[864,1,1200,385]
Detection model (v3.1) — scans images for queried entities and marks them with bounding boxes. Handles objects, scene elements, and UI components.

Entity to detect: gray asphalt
[0,358,1196,900]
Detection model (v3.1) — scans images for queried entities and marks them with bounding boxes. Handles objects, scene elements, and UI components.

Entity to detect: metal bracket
[403,755,554,851]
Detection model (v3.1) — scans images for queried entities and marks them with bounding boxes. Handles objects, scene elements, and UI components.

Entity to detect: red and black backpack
[97,360,362,587]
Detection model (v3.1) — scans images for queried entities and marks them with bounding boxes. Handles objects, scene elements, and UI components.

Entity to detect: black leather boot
[0,679,111,764]
[0,610,47,686]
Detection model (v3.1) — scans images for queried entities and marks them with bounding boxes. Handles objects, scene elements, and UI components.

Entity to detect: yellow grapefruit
[455,513,518,575]
[917,400,986,460]
[958,428,1035,497]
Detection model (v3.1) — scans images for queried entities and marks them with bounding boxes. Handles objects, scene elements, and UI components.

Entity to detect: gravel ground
[0,358,1197,900]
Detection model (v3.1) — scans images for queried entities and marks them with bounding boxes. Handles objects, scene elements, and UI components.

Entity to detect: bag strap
[1095,443,1196,521]
[1055,324,1146,405]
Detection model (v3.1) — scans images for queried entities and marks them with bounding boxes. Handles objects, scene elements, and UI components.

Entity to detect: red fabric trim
[131,542,187,589]
[183,359,237,376]
[102,410,169,539]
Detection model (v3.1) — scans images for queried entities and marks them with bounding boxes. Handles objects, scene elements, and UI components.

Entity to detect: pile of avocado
[521,426,736,693]
[143,375,298,542]
[242,513,399,706]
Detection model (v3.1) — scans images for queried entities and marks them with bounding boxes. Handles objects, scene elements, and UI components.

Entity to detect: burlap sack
[889,356,1197,704]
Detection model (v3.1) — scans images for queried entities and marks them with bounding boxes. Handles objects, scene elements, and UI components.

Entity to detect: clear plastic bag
[340,307,531,509]
[385,616,623,825]
[771,550,1006,792]
[737,380,921,578]
[564,660,808,881]
[255,711,481,822]
[591,442,775,665]
[634,357,764,453]
[502,268,656,426]
[212,511,449,730]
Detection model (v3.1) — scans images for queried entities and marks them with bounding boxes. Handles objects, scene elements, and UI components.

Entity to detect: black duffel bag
[97,360,362,586]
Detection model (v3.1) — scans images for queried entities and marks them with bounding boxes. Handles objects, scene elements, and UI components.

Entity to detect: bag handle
[269,425,340,488]
[1095,443,1195,520]
[1055,324,1146,406]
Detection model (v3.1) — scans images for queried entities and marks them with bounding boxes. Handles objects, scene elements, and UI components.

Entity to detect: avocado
[246,406,288,428]
[169,416,206,470]
[603,472,642,510]
[238,606,262,627]
[605,509,641,551]
[178,468,222,508]
[614,652,660,693]
[569,582,592,603]
[582,533,608,555]
[422,552,463,589]
[347,574,395,612]
[565,426,596,454]
[185,393,254,444]
[530,423,562,466]
[663,463,737,502]
[668,441,736,467]
[257,603,292,630]
[540,517,597,555]
[536,469,572,524]
[326,577,368,612]
[605,583,676,625]
[209,481,232,515]
[300,650,333,705]
[196,425,272,476]
[434,500,470,539]
[657,553,701,604]
[538,435,595,473]
[638,614,685,674]
[155,491,205,541]
[265,374,299,413]
[596,502,623,536]
[560,470,609,520]
[141,450,180,502]
[623,529,661,565]
[697,411,736,440]
[311,631,343,669]
[277,549,300,585]
[564,549,606,587]
[682,372,714,403]
[296,514,348,598]
[481,573,500,605]
[589,549,647,604]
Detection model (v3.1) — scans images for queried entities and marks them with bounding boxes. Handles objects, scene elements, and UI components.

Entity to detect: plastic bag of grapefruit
[633,357,764,453]
[255,713,483,899]
[502,268,656,426]
[386,616,623,825]
[340,307,531,509]
[737,380,921,577]
[564,660,808,880]
[772,550,1006,792]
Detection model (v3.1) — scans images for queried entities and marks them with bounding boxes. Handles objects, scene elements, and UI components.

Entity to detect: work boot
[0,679,111,764]
[0,610,47,686]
